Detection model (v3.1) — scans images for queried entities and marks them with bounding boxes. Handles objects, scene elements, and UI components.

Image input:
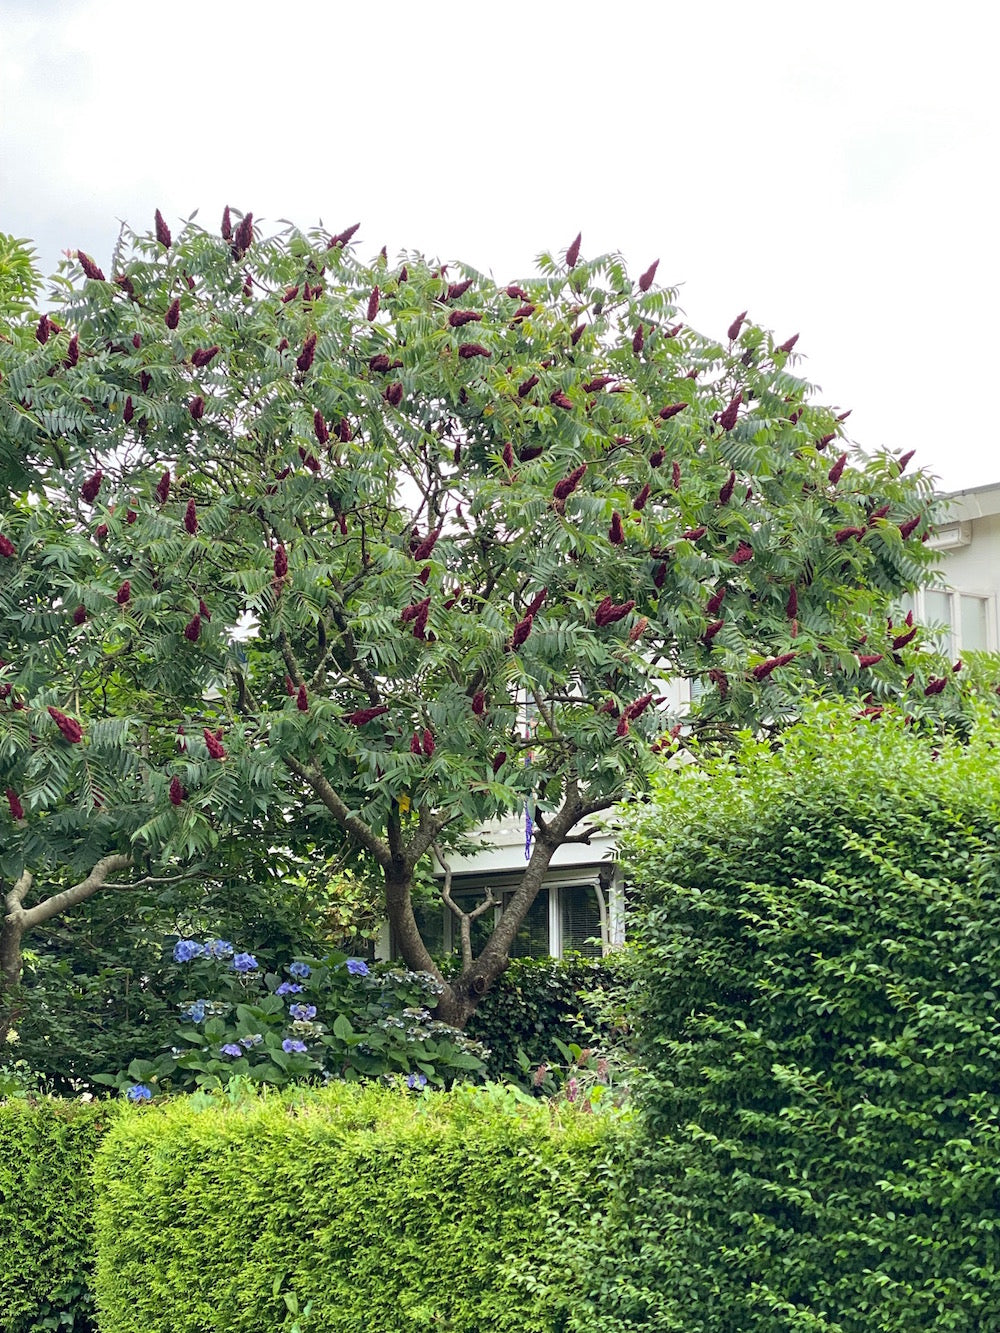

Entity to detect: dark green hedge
[587,706,1000,1332]
[465,954,630,1083]
[0,1098,115,1333]
[93,1083,620,1333]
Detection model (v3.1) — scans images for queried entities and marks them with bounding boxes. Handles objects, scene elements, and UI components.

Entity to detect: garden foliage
[584,704,1000,1332]
[92,1082,619,1333]
[1,214,936,1030]
[0,1097,113,1333]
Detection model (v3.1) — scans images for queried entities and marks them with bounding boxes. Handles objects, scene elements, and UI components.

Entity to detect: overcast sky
[1,0,996,494]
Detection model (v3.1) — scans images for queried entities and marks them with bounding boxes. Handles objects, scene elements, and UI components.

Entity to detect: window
[413,874,614,961]
[899,589,995,656]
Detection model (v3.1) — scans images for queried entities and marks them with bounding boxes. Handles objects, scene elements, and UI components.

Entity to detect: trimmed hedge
[93,1083,621,1333]
[0,1098,115,1333]
[588,705,1000,1332]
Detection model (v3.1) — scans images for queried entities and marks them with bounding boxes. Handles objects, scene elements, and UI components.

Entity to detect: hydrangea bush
[95,941,488,1097]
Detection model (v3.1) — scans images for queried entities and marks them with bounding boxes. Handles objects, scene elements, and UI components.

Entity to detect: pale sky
[2,0,996,494]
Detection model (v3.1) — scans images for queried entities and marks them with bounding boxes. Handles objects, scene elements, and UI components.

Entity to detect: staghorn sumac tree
[1,212,938,1028]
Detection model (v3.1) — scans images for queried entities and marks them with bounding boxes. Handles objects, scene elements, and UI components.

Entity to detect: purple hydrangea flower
[345,958,370,977]
[239,1033,263,1048]
[406,1072,428,1090]
[282,1038,307,1054]
[126,1084,153,1102]
[173,939,204,963]
[275,982,303,996]
[205,939,235,959]
[288,961,311,978]
[179,1000,207,1023]
[231,952,258,973]
[220,1043,243,1057]
[288,1003,317,1021]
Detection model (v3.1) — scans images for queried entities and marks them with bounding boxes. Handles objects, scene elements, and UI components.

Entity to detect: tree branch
[18,854,133,932]
[283,753,393,868]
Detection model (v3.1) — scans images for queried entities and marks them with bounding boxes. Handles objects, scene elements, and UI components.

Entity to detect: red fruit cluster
[116,580,131,605]
[751,652,797,681]
[165,298,180,329]
[189,396,205,421]
[191,346,219,369]
[155,209,171,248]
[525,588,547,618]
[297,684,309,712]
[366,286,380,321]
[682,526,707,542]
[719,471,736,505]
[232,212,254,257]
[0,535,16,558]
[834,526,865,544]
[72,605,87,624]
[123,396,135,425]
[402,596,431,639]
[449,310,481,327]
[550,389,573,410]
[898,514,922,540]
[446,279,474,301]
[327,222,360,249]
[412,529,441,561]
[732,543,753,565]
[633,483,651,511]
[719,394,742,432]
[296,333,317,373]
[659,403,687,421]
[48,706,83,743]
[776,333,799,353]
[156,470,171,504]
[169,776,185,806]
[273,546,288,580]
[858,653,884,668]
[509,614,533,650]
[706,586,726,616]
[595,597,635,627]
[553,464,586,501]
[458,343,491,359]
[609,512,625,545]
[892,627,917,650]
[492,752,507,774]
[828,453,848,485]
[77,252,105,281]
[702,619,724,644]
[385,382,404,406]
[565,233,581,268]
[518,374,540,398]
[638,259,659,292]
[184,614,201,642]
[82,469,103,504]
[347,705,389,727]
[204,728,227,759]
[727,311,747,340]
[6,788,25,820]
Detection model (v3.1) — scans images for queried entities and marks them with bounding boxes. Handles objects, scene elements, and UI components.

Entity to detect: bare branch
[19,854,133,931]
[433,843,497,974]
[283,753,392,868]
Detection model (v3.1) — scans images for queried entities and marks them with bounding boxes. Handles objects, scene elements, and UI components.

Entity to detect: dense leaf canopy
[0,214,937,1019]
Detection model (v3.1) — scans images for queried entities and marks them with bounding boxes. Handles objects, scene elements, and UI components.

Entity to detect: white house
[413,482,1000,962]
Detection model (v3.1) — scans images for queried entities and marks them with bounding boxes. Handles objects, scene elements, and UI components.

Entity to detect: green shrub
[465,954,632,1085]
[0,1098,116,1333]
[584,704,1000,1332]
[93,1082,621,1333]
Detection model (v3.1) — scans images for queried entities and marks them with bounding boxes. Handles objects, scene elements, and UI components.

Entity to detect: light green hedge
[93,1083,620,1333]
[0,1098,115,1333]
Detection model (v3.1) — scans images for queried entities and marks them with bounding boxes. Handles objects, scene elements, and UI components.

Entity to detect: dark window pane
[560,884,603,958]
[504,889,550,959]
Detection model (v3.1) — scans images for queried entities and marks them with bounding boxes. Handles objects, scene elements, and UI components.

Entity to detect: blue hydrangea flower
[282,1038,307,1054]
[406,1073,428,1090]
[288,1003,317,1021]
[205,939,235,959]
[239,1033,263,1048]
[288,961,311,978]
[275,982,303,996]
[179,1000,207,1023]
[126,1084,153,1101]
[220,1043,243,1057]
[231,952,258,973]
[345,958,370,977]
[173,939,204,963]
